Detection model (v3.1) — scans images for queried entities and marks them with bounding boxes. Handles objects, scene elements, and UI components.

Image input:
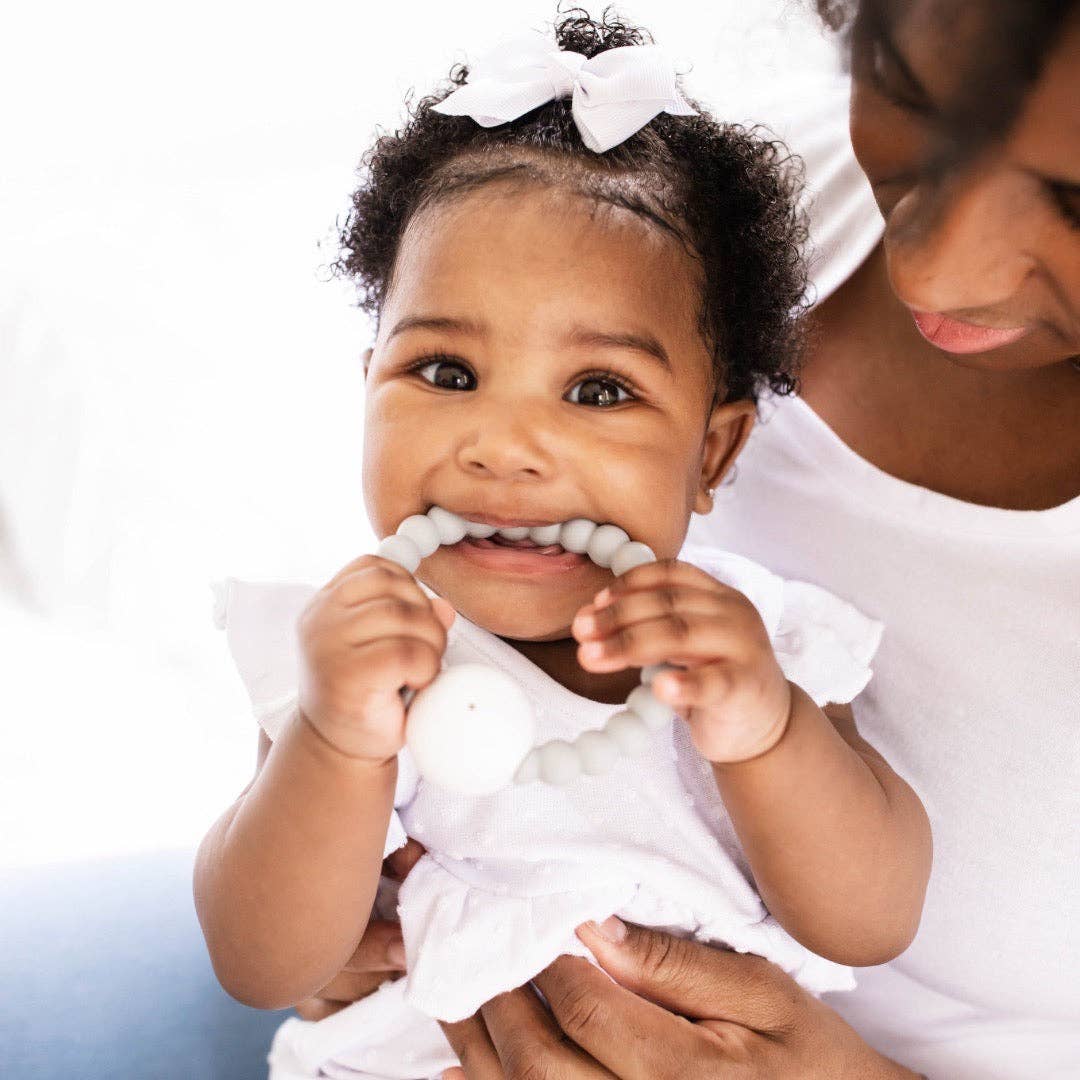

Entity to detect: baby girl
[195,14,931,1080]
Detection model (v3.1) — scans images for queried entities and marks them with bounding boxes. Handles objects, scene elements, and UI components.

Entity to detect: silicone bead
[377,534,422,573]
[514,749,540,784]
[537,740,582,786]
[406,663,535,795]
[497,525,531,541]
[396,513,440,558]
[627,684,673,731]
[610,541,656,577]
[463,519,498,538]
[641,662,678,686]
[604,710,651,755]
[529,523,562,546]
[587,524,631,568]
[427,506,467,545]
[560,518,598,554]
[574,729,619,775]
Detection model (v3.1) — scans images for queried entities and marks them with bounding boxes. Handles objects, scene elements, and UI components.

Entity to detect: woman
[301,2,1080,1076]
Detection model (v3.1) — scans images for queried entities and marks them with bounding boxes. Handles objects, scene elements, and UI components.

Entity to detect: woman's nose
[884,166,1037,315]
[455,413,555,482]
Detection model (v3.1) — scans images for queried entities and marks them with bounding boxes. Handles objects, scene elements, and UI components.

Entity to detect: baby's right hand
[298,555,455,762]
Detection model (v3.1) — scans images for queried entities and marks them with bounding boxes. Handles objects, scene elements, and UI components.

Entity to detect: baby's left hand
[572,560,792,763]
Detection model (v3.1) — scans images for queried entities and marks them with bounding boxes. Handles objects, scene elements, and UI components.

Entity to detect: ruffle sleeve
[679,546,883,707]
[212,577,418,855]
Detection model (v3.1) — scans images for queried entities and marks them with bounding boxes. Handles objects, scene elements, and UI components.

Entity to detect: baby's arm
[194,557,452,1009]
[573,560,931,967]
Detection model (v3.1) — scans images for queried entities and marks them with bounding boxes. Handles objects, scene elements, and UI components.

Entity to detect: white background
[0,0,837,867]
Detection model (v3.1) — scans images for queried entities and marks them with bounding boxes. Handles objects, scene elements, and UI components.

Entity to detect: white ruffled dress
[215,546,883,1080]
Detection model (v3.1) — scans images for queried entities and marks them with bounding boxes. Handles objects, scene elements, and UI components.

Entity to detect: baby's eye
[566,377,633,408]
[416,358,476,391]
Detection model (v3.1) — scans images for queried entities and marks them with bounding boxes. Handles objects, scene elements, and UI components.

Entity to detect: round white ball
[396,514,441,558]
[560,518,598,554]
[529,523,563,546]
[574,729,619,775]
[627,684,673,731]
[610,541,656,577]
[604,710,652,755]
[586,524,631,568]
[377,534,422,573]
[463,519,498,538]
[537,740,582,786]
[406,663,535,795]
[427,506,467,545]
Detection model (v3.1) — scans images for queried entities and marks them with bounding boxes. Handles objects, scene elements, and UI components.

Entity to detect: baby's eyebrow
[567,327,672,372]
[387,315,484,340]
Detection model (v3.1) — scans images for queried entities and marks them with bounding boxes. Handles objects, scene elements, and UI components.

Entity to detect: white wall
[0,0,837,867]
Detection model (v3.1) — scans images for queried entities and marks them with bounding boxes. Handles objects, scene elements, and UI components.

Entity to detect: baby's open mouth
[467,534,567,556]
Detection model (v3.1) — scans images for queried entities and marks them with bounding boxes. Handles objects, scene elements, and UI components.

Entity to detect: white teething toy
[377,508,674,795]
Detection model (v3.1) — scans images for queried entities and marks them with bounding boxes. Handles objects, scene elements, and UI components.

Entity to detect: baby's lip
[445,510,571,529]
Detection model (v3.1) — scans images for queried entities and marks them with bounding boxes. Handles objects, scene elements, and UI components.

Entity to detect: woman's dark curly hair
[336,10,807,404]
[819,0,1076,164]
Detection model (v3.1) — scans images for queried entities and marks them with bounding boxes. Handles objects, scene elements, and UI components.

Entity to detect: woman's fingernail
[386,940,406,968]
[582,916,627,944]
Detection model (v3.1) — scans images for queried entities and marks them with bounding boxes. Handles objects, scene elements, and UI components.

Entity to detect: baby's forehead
[384,181,706,350]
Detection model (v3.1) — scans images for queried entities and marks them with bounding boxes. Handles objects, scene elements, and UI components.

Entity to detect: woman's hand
[298,556,455,762]
[294,840,426,1021]
[441,920,921,1080]
[573,560,792,762]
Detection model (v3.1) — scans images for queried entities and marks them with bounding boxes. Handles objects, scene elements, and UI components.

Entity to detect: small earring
[706,487,716,499]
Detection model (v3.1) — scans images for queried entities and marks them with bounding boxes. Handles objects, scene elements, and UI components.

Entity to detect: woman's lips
[446,536,590,575]
[910,310,1030,354]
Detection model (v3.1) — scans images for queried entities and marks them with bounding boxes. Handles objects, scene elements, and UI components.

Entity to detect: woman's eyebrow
[566,327,672,371]
[875,21,934,109]
[387,315,485,340]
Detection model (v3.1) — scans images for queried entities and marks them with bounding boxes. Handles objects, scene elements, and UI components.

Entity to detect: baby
[195,14,931,1080]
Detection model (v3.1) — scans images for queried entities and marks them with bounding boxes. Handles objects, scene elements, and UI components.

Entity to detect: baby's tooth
[610,541,656,577]
[426,506,467,545]
[529,523,562,546]
[498,526,531,541]
[396,513,441,558]
[377,534,422,573]
[463,520,498,539]
[586,524,630,568]
[560,518,597,554]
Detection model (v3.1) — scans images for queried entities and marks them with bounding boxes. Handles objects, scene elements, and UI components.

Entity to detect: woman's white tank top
[688,74,1080,1080]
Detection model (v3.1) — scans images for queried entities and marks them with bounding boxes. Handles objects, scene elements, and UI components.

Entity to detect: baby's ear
[696,399,755,514]
[362,347,374,376]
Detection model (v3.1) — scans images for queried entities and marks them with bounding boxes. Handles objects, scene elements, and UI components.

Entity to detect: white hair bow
[432,30,696,153]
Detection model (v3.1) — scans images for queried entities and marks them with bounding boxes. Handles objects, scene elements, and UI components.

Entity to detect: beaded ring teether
[377,507,676,796]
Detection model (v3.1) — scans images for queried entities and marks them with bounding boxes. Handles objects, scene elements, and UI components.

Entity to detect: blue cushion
[0,850,288,1079]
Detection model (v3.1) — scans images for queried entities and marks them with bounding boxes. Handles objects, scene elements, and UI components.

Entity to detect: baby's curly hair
[336,10,807,404]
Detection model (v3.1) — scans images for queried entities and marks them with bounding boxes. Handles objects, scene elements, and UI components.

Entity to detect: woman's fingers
[532,955,705,1080]
[577,921,801,1033]
[440,1013,504,1079]
[384,837,427,881]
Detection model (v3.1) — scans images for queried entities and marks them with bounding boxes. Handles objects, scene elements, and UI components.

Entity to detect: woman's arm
[442,920,924,1080]
[194,555,453,1009]
[714,693,932,965]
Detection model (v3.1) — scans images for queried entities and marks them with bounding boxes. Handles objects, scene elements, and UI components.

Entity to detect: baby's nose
[455,416,554,482]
